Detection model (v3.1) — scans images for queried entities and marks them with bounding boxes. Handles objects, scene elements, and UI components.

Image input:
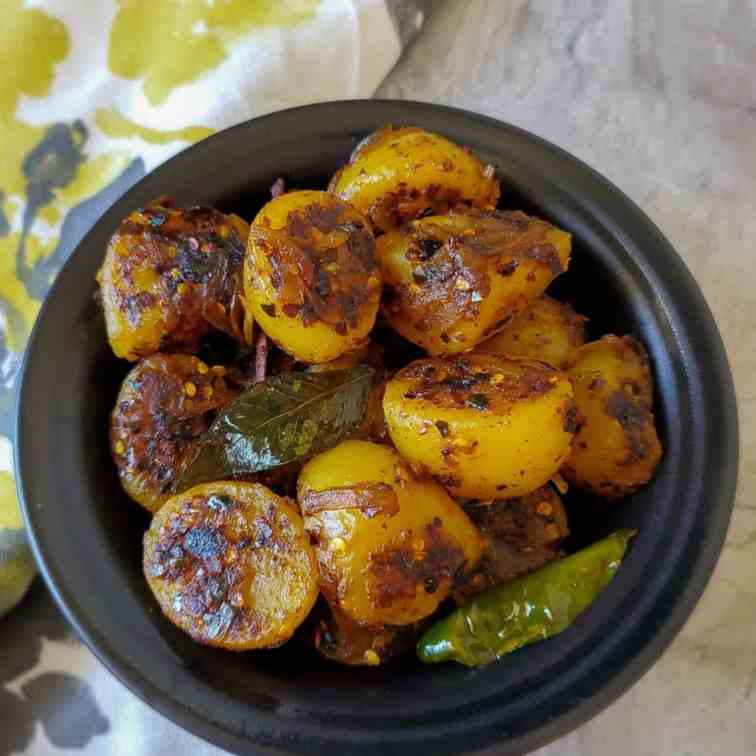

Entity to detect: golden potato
[455,485,568,603]
[378,209,571,355]
[383,354,577,499]
[144,481,318,650]
[110,354,237,513]
[329,126,500,233]
[298,440,483,626]
[244,190,381,363]
[98,203,250,361]
[562,335,663,497]
[309,602,421,667]
[474,294,586,367]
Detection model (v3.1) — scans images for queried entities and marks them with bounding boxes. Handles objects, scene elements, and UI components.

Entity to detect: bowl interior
[16,101,738,756]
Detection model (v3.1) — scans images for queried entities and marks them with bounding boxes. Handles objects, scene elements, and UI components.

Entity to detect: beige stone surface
[379,1,756,753]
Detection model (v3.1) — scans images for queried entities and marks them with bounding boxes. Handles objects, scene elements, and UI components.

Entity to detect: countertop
[2,1,755,754]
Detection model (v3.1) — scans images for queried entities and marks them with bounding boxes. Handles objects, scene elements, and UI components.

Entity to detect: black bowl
[16,101,738,755]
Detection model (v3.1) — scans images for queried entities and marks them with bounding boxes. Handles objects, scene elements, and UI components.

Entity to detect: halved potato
[383,354,577,499]
[562,335,662,497]
[99,203,249,360]
[144,481,318,650]
[455,484,568,603]
[474,295,586,367]
[298,440,483,626]
[243,190,381,363]
[110,354,237,513]
[329,126,500,233]
[378,209,571,354]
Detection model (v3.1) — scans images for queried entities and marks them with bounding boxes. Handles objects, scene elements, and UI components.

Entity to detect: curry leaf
[176,366,373,491]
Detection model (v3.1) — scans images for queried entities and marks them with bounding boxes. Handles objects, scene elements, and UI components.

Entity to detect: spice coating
[562,335,663,497]
[99,202,250,360]
[384,354,577,499]
[455,485,569,603]
[244,190,381,363]
[143,481,318,650]
[110,354,237,513]
[329,126,500,233]
[474,294,587,367]
[377,209,571,355]
[298,440,483,626]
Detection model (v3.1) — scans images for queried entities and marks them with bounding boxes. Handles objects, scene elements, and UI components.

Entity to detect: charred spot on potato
[100,203,249,359]
[604,391,650,463]
[367,526,465,609]
[466,393,489,410]
[562,401,580,433]
[376,208,571,355]
[110,354,237,512]
[394,355,557,407]
[245,193,381,361]
[144,482,318,650]
[417,236,443,260]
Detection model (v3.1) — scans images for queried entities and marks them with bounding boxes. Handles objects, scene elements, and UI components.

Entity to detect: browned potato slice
[562,335,663,497]
[309,602,421,666]
[98,203,250,360]
[243,190,381,363]
[378,209,571,355]
[110,354,237,513]
[454,485,568,603]
[329,126,500,233]
[474,295,586,367]
[144,481,318,650]
[383,354,577,499]
[298,440,483,626]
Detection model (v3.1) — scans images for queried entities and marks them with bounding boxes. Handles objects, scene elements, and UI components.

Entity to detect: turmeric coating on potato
[474,295,586,367]
[110,354,238,513]
[298,441,483,627]
[383,354,577,499]
[244,191,382,363]
[309,601,422,666]
[99,203,251,361]
[454,485,569,603]
[329,126,500,233]
[562,335,663,497]
[378,209,571,355]
[143,481,318,650]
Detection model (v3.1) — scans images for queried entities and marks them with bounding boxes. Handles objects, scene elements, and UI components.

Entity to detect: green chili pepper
[417,529,637,667]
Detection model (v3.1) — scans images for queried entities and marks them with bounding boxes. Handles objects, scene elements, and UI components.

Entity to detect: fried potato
[562,335,663,497]
[454,485,568,603]
[99,203,250,360]
[309,602,421,667]
[474,294,586,367]
[244,190,381,363]
[298,440,483,626]
[144,481,318,650]
[110,354,237,513]
[383,354,577,499]
[329,126,500,233]
[378,209,571,355]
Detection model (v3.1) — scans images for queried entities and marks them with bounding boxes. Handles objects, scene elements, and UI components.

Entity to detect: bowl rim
[15,99,739,756]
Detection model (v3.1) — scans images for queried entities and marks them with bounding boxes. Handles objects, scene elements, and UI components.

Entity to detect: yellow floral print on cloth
[0,0,404,617]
